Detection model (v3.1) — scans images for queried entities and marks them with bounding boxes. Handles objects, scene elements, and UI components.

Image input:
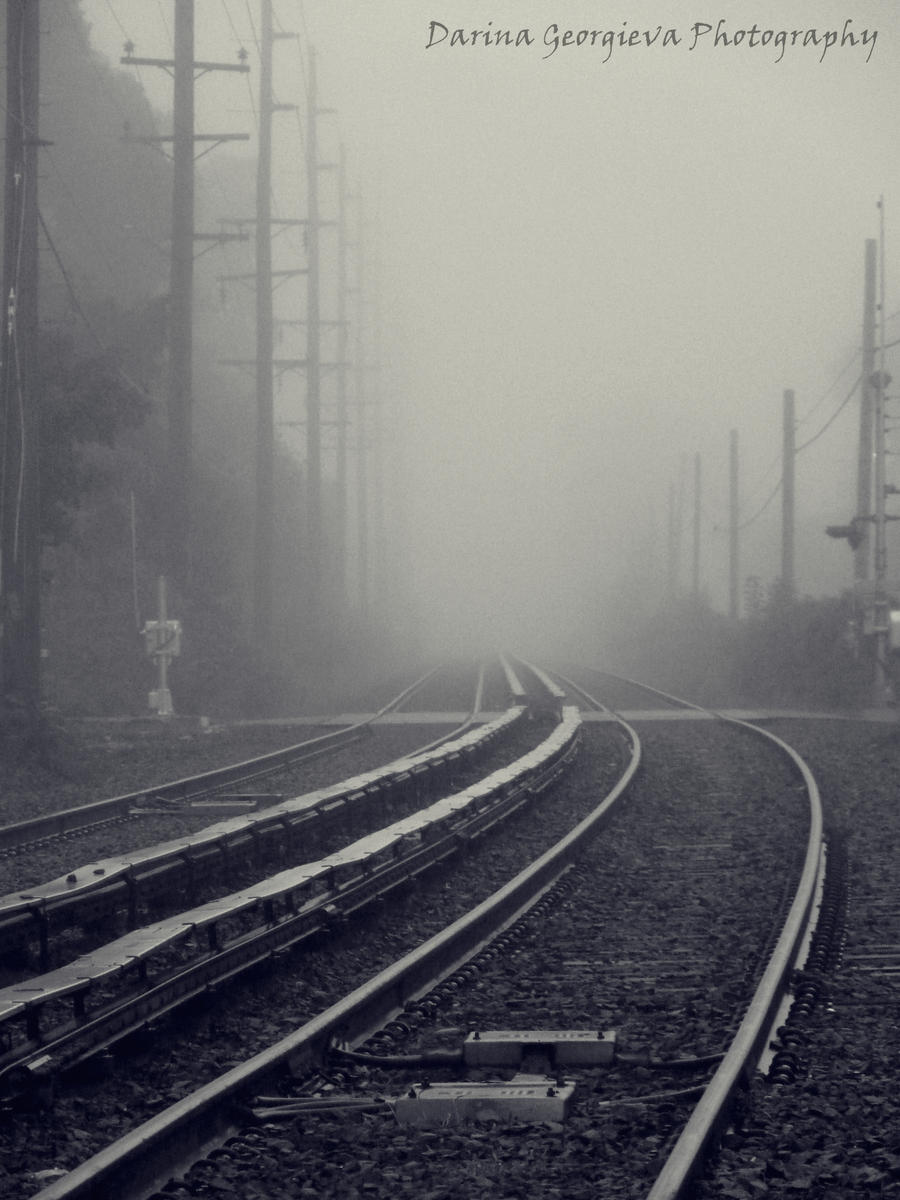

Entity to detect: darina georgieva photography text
[425,18,878,63]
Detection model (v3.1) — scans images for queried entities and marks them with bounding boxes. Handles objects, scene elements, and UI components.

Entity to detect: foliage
[612,590,871,710]
[39,332,154,545]
[736,591,870,709]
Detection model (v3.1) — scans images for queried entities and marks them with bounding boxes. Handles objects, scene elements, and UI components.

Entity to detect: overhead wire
[36,207,153,403]
[2,13,33,571]
[796,346,860,426]
[737,477,782,532]
[36,3,168,303]
[795,374,862,455]
[102,0,130,40]
[155,0,174,53]
[734,374,862,534]
[103,0,150,91]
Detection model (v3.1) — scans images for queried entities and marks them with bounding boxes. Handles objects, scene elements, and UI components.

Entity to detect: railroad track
[0,659,567,1085]
[0,666,450,859]
[9,672,824,1200]
[0,658,567,974]
[0,705,575,1098]
[563,667,710,715]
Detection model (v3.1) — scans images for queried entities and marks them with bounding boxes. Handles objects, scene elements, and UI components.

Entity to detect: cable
[37,207,153,403]
[155,0,173,53]
[795,374,862,455]
[102,0,130,41]
[737,476,783,532]
[736,374,863,532]
[796,347,860,427]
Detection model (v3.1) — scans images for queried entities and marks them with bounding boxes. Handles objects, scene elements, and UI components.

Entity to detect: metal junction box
[464,1029,616,1068]
[393,1074,575,1125]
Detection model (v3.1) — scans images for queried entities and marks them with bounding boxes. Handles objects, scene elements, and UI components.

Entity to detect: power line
[737,476,782,532]
[37,206,152,402]
[795,374,861,455]
[155,0,174,54]
[796,346,860,426]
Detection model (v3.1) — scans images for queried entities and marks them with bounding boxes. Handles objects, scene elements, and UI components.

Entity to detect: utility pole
[354,196,369,618]
[334,143,349,610]
[666,481,677,594]
[253,2,293,656]
[371,250,386,616]
[856,239,877,582]
[305,47,323,634]
[873,199,890,700]
[169,0,194,584]
[692,453,701,599]
[1,0,41,726]
[781,389,795,600]
[254,0,274,655]
[729,428,739,620]
[123,5,248,586]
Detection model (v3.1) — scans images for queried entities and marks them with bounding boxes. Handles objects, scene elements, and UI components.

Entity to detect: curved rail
[0,702,526,965]
[0,666,447,854]
[0,704,568,1097]
[565,668,824,1200]
[646,719,823,1200]
[402,662,487,758]
[27,667,817,1200]
[583,669,704,711]
[31,706,643,1200]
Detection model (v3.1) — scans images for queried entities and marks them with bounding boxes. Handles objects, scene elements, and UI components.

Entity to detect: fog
[81,1,900,662]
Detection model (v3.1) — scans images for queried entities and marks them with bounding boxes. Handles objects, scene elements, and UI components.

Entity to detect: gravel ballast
[5,714,898,1200]
[2,715,811,1200]
[695,716,900,1200]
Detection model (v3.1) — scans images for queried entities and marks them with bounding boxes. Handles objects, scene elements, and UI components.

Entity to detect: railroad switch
[464,1029,616,1068]
[393,1074,576,1125]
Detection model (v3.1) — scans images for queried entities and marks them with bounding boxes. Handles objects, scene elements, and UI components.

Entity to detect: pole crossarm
[220,217,312,227]
[121,55,250,77]
[218,268,308,282]
[278,418,350,428]
[284,319,349,327]
[222,358,349,367]
[223,357,307,369]
[131,134,248,142]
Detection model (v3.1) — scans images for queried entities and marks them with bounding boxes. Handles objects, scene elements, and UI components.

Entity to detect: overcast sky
[80,1,900,655]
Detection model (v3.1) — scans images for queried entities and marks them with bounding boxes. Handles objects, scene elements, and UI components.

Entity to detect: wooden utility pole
[1,0,41,723]
[692,453,701,599]
[873,200,889,699]
[856,238,877,581]
[169,0,195,582]
[123,5,248,585]
[254,0,274,653]
[252,1,292,654]
[305,48,323,631]
[355,198,369,617]
[371,252,386,615]
[781,389,795,599]
[666,481,677,594]
[729,429,739,619]
[335,143,349,608]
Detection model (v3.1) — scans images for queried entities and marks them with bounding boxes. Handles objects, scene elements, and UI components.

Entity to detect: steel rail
[1,707,573,1095]
[645,717,823,1200]
[400,662,487,758]
[510,656,568,702]
[570,669,824,1200]
[0,743,542,1088]
[0,666,445,853]
[583,669,705,712]
[32,708,643,1200]
[0,704,527,969]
